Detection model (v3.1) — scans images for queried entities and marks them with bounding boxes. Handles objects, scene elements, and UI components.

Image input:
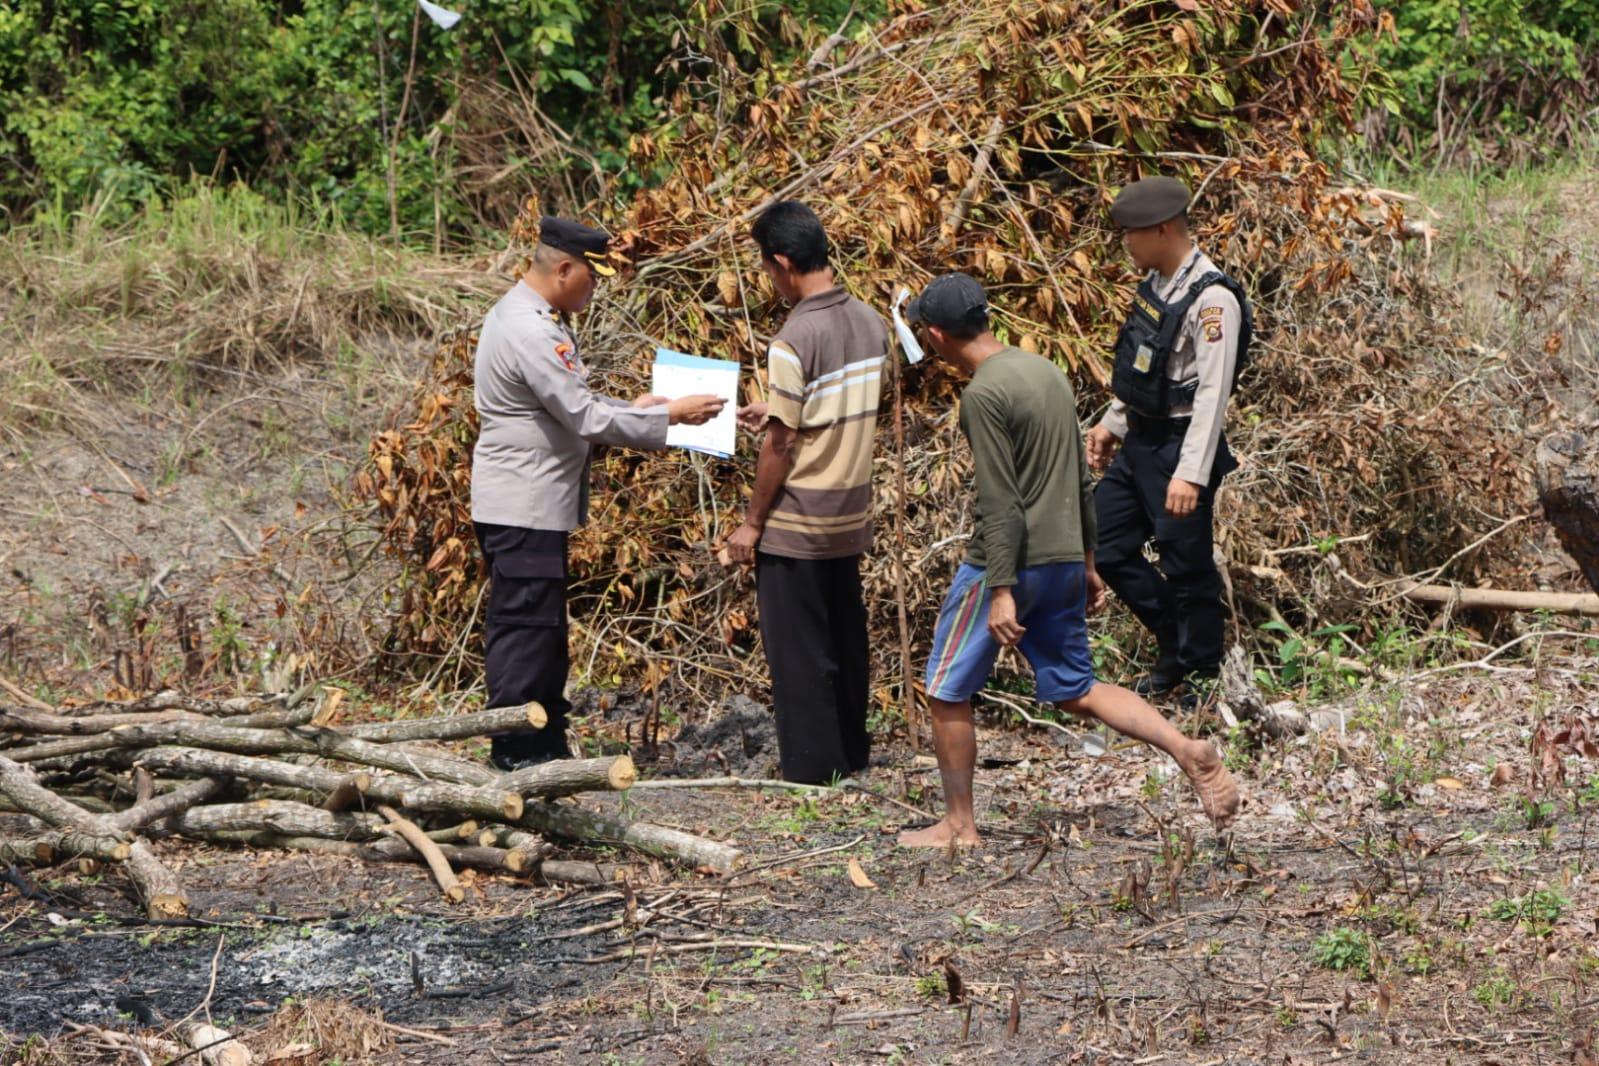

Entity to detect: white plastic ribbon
[418,0,462,30]
[891,286,924,364]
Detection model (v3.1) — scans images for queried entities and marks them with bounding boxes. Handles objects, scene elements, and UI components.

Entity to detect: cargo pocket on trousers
[487,552,566,627]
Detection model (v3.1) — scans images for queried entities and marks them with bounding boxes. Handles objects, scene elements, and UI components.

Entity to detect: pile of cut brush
[359,0,1556,708]
[0,690,740,918]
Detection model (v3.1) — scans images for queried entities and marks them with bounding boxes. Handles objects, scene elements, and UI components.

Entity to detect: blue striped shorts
[923,561,1096,704]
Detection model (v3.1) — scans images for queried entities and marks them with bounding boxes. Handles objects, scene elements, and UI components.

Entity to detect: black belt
[1127,411,1192,433]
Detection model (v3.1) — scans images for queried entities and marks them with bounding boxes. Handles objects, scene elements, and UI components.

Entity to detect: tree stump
[1536,429,1599,594]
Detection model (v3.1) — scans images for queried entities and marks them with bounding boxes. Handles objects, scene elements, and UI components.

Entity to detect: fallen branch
[501,755,637,796]
[347,701,546,742]
[378,804,465,904]
[116,747,524,821]
[519,800,741,873]
[1397,582,1599,616]
[628,776,830,794]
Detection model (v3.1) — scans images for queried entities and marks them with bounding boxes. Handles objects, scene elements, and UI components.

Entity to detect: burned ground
[7,667,1599,1064]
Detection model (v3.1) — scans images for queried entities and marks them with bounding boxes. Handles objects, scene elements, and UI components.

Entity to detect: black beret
[1109,177,1191,229]
[905,273,989,332]
[539,216,616,276]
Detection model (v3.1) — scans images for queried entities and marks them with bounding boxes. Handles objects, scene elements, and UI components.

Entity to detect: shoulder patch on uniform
[1199,305,1224,322]
[553,342,577,371]
[1203,322,1224,343]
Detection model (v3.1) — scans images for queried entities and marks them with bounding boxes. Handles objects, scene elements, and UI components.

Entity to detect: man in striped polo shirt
[725,201,888,784]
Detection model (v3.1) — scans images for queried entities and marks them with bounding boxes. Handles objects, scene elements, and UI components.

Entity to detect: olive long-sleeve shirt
[959,348,1098,587]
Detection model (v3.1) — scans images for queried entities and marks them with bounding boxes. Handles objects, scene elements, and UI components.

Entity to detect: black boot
[1132,647,1183,698]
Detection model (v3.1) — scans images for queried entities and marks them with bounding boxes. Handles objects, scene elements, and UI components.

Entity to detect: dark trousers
[475,522,572,761]
[755,552,871,784]
[1093,420,1236,679]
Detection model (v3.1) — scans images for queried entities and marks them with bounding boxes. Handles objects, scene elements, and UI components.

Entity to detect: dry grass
[0,181,504,431]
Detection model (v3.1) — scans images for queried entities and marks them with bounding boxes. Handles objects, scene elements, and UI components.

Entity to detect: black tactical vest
[1110,269,1253,417]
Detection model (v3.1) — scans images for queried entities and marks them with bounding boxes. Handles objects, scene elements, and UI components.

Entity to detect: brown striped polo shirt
[761,286,888,560]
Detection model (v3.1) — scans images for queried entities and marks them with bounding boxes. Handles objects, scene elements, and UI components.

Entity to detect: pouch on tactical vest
[1110,270,1253,417]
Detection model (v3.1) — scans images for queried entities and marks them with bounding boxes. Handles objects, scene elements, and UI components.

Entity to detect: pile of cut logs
[0,690,741,918]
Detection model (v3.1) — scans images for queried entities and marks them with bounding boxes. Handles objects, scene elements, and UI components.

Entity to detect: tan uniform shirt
[471,282,668,530]
[1098,248,1242,485]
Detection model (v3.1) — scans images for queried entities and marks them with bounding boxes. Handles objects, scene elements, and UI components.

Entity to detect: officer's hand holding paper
[650,348,740,455]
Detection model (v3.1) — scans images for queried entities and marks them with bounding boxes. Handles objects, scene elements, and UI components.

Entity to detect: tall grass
[0,181,504,429]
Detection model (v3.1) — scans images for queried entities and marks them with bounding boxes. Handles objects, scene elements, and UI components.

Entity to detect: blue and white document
[651,348,740,458]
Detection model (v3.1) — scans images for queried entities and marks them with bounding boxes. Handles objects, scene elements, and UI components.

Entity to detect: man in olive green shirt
[901,273,1239,848]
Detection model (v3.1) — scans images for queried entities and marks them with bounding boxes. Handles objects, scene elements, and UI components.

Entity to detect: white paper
[892,285,925,364]
[652,348,739,458]
[418,0,462,30]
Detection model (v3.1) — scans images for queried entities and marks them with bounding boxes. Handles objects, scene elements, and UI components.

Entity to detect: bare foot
[1182,743,1240,829]
[897,819,981,849]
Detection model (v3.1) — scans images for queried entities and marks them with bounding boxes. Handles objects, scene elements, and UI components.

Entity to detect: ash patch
[669,695,779,778]
[2,911,613,1036]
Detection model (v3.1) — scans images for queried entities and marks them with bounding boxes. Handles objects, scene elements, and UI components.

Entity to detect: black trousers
[755,552,871,784]
[475,522,572,761]
[1093,420,1237,679]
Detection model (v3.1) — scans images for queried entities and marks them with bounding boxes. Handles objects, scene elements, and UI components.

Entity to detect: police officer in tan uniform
[471,218,723,768]
[1085,178,1253,705]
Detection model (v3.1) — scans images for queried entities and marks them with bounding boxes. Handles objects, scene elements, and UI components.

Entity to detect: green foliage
[0,0,874,236]
[1312,927,1373,979]
[1485,888,1569,936]
[1369,2,1599,148]
[1472,968,1519,1009]
[1255,620,1362,698]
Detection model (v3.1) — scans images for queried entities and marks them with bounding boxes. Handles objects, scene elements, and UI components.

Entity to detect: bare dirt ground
[7,665,1599,1064]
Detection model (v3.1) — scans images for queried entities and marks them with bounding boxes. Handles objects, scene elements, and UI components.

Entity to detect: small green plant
[1403,947,1434,976]
[1256,620,1363,698]
[914,972,947,999]
[1312,927,1372,979]
[1472,969,1518,1010]
[1485,889,1568,936]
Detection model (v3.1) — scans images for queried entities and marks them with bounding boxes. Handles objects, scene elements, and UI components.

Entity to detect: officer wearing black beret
[470,217,724,768]
[1084,178,1254,706]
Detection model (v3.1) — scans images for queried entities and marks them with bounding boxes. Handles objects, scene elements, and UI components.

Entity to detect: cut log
[190,831,533,877]
[0,830,135,866]
[1537,429,1599,594]
[2,705,313,764]
[376,805,464,903]
[321,773,372,813]
[5,735,124,764]
[0,837,57,864]
[535,860,625,885]
[123,841,189,919]
[109,777,224,831]
[501,755,637,797]
[164,800,385,840]
[103,720,491,785]
[115,747,524,821]
[0,755,191,915]
[519,801,741,873]
[53,690,267,717]
[184,1022,252,1066]
[347,702,546,743]
[488,827,552,866]
[1398,582,1599,616]
[0,707,203,736]
[0,756,132,836]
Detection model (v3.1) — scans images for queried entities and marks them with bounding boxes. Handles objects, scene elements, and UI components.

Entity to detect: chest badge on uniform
[554,342,577,371]
[1133,343,1154,373]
